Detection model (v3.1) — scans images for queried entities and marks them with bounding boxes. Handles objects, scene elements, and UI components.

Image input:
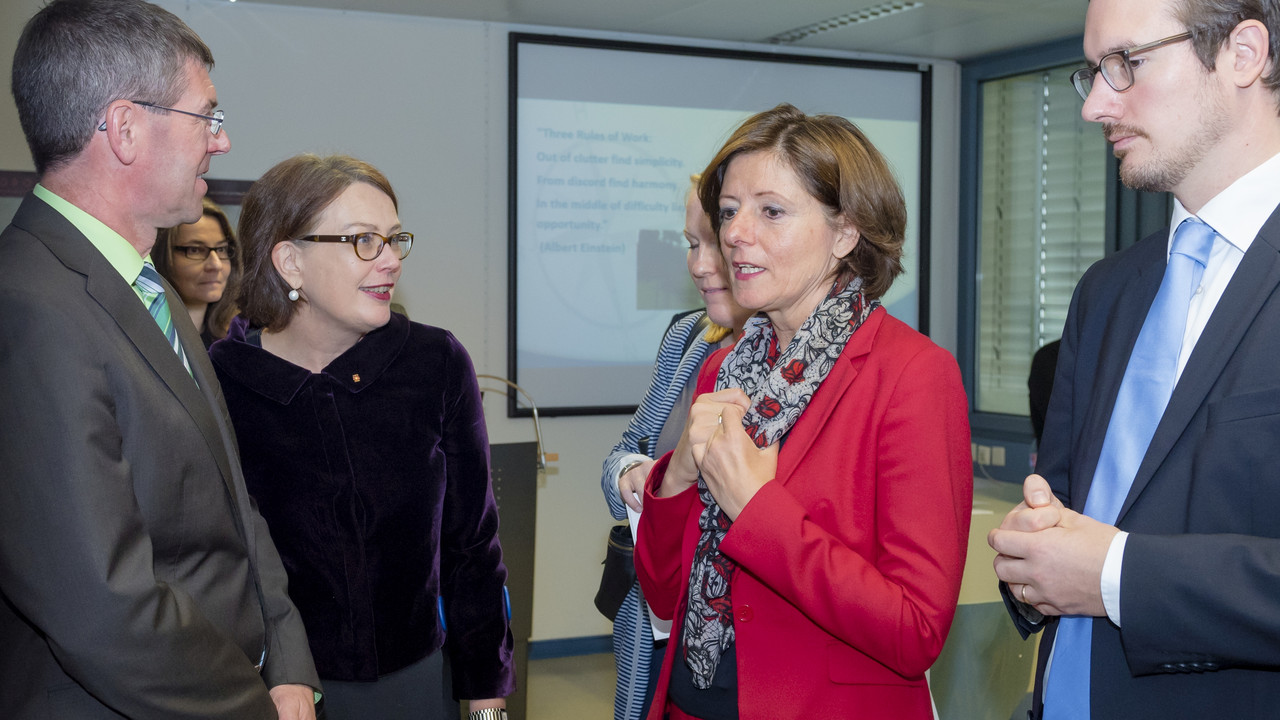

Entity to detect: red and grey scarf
[680,278,879,689]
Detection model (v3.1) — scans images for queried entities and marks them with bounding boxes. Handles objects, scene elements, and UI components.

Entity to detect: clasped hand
[661,389,778,521]
[988,474,1119,617]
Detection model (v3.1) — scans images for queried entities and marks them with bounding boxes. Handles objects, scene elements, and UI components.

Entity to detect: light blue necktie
[1043,218,1216,719]
[135,262,192,376]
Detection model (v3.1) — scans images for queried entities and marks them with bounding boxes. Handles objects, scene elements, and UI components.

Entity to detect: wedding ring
[1021,584,1028,604]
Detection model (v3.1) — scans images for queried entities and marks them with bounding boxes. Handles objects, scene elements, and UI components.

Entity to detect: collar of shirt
[1163,150,1280,384]
[1169,150,1280,255]
[33,183,146,285]
[216,314,409,403]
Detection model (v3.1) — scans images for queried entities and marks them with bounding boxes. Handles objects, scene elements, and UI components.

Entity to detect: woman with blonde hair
[601,176,753,720]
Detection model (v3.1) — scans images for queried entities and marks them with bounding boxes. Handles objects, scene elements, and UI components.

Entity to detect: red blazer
[636,309,972,719]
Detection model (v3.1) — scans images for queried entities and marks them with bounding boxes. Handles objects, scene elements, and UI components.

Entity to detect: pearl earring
[288,288,300,302]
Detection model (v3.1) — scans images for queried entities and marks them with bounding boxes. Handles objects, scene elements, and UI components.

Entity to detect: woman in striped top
[601,184,752,720]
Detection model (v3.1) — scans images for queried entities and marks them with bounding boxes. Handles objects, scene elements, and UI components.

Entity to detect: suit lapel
[165,276,246,515]
[1118,205,1280,521]
[15,195,248,530]
[1071,242,1167,512]
[84,270,211,411]
[772,308,884,483]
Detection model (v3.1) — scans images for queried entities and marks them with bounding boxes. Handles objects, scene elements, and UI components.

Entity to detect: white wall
[0,0,961,643]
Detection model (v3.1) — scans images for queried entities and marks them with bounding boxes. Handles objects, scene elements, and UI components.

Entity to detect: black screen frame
[507,32,932,417]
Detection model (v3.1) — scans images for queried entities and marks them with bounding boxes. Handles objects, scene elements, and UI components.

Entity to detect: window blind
[976,64,1106,415]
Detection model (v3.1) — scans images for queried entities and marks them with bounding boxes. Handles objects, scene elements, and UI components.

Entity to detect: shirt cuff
[613,452,650,495]
[615,453,650,480]
[1101,530,1128,626]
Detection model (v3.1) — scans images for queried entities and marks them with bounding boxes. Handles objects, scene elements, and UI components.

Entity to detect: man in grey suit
[989,0,1280,718]
[0,1,319,717]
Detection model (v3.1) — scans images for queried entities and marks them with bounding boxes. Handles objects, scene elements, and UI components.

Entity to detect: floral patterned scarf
[681,278,879,689]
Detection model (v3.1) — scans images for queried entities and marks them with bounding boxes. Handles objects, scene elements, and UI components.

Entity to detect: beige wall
[0,0,42,172]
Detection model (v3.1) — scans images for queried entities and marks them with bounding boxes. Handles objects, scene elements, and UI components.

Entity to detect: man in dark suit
[0,1,319,717]
[989,0,1280,718]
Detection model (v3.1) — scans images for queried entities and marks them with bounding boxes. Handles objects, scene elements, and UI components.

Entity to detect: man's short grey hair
[11,0,214,176]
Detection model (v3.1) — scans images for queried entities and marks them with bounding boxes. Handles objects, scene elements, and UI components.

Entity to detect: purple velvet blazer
[210,313,514,699]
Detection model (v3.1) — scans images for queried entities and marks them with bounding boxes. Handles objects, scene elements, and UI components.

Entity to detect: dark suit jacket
[0,194,318,718]
[1008,203,1280,718]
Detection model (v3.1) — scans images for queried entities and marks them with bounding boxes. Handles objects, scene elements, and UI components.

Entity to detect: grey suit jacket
[1008,202,1280,719]
[0,193,318,719]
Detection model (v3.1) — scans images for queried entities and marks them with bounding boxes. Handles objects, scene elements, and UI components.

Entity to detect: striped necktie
[1043,217,1216,719]
[135,262,192,376]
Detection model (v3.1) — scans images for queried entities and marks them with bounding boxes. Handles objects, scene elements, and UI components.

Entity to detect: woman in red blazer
[635,104,972,720]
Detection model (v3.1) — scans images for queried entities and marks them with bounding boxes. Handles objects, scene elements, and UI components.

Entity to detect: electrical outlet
[991,445,1006,467]
[977,445,992,465]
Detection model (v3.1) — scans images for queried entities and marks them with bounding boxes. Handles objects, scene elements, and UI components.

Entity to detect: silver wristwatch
[468,709,508,720]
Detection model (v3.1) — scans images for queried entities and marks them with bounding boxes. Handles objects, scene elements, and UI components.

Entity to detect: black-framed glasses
[174,244,235,261]
[97,101,226,134]
[295,232,414,261]
[1071,32,1193,100]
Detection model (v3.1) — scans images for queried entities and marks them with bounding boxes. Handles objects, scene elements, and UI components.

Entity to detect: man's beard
[1107,80,1229,193]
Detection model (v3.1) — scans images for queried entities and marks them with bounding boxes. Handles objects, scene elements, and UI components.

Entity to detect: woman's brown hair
[236,154,397,331]
[697,103,906,299]
[153,196,240,340]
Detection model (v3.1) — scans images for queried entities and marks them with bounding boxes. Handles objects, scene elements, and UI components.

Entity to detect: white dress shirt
[1101,150,1280,625]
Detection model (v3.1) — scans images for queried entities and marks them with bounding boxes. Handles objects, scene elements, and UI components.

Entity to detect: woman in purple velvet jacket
[208,154,514,720]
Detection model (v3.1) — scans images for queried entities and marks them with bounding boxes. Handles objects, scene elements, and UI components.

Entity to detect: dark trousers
[319,651,447,720]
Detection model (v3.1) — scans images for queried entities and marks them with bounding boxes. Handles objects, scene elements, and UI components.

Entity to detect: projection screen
[509,33,930,415]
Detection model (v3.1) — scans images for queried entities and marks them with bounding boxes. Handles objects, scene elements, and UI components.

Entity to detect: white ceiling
[238,0,1087,61]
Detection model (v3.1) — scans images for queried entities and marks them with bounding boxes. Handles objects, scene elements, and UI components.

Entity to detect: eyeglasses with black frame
[1070,32,1193,101]
[173,244,235,262]
[97,100,226,135]
[295,232,414,261]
